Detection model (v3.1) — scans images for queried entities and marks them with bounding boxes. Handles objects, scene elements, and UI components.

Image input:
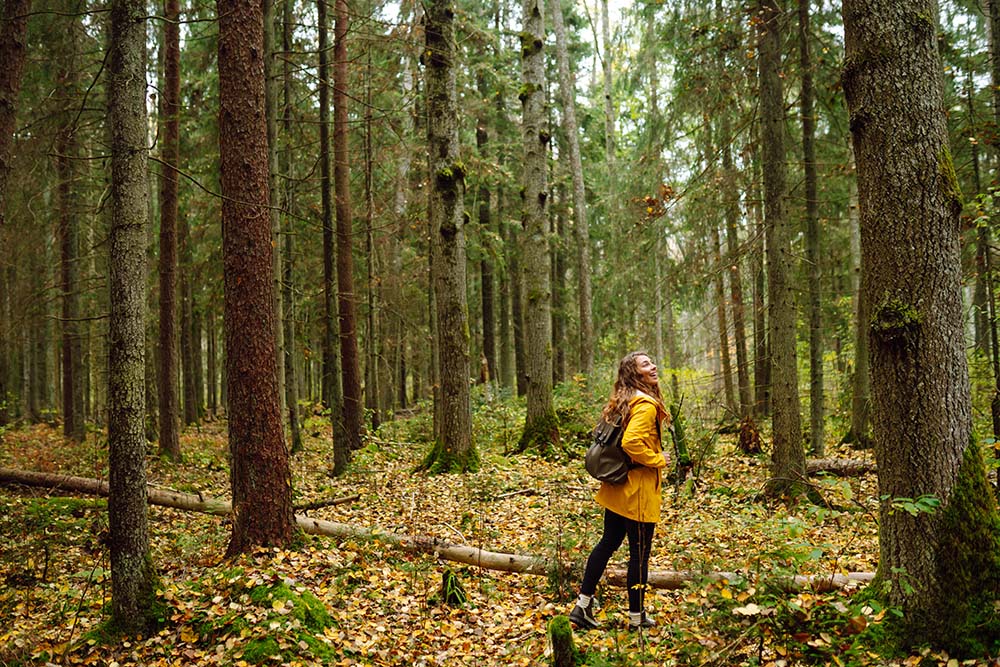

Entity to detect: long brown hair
[601,351,665,422]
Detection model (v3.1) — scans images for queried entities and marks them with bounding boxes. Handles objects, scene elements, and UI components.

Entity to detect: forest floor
[0,389,994,666]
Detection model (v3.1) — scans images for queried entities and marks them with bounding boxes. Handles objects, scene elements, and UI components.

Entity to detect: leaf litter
[0,408,988,666]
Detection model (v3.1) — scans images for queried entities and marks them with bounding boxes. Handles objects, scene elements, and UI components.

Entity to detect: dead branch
[0,467,874,592]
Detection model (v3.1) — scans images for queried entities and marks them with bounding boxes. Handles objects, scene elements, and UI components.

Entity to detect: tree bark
[421,0,476,472]
[157,0,181,460]
[713,221,736,414]
[845,164,871,448]
[517,0,558,453]
[843,0,1000,649]
[476,73,497,386]
[318,0,349,474]
[281,0,301,453]
[0,0,31,432]
[108,0,156,633]
[55,13,86,442]
[263,0,286,430]
[363,47,380,431]
[333,0,364,452]
[799,0,823,457]
[217,0,294,556]
[757,0,805,499]
[550,0,593,378]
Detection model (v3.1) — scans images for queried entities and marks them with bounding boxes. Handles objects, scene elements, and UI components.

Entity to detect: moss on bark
[515,411,561,458]
[547,615,578,667]
[926,443,1000,655]
[418,437,480,474]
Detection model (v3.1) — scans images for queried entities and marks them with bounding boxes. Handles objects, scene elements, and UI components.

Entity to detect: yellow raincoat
[594,392,669,523]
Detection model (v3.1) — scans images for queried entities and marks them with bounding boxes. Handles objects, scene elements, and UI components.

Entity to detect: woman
[569,351,670,631]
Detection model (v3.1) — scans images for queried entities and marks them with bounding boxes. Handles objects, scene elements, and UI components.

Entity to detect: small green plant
[880,494,940,517]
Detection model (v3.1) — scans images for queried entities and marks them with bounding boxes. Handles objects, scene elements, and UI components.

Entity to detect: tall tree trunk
[318,0,349,474]
[207,307,217,417]
[758,0,805,498]
[0,0,31,433]
[517,0,558,453]
[843,0,1000,651]
[180,223,196,425]
[281,0,301,453]
[712,221,735,413]
[552,182,566,385]
[550,0,593,378]
[217,0,294,556]
[476,73,497,386]
[107,0,156,632]
[844,160,871,448]
[799,0,823,457]
[722,118,751,419]
[192,306,204,420]
[57,31,86,443]
[263,0,286,427]
[421,0,476,471]
[319,0,336,413]
[157,0,181,459]
[363,44,380,430]
[334,0,364,451]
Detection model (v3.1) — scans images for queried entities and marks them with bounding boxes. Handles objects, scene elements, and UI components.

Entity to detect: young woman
[569,351,670,631]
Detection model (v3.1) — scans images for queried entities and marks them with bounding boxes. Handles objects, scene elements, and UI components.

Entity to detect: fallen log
[806,458,876,477]
[0,467,874,592]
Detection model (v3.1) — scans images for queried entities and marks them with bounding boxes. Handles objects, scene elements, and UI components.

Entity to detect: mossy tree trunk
[217,0,295,556]
[757,0,806,499]
[517,0,559,455]
[421,0,476,473]
[108,0,157,633]
[843,0,1000,652]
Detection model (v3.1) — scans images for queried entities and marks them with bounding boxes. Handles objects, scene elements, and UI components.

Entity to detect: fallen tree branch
[0,467,874,592]
[294,494,360,511]
[806,458,876,477]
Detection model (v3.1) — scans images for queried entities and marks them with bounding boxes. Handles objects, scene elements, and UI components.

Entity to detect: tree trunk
[552,183,566,385]
[0,0,31,433]
[56,49,86,443]
[333,0,364,452]
[107,0,156,633]
[517,0,558,454]
[157,0,181,460]
[281,0,301,453]
[476,73,497,386]
[317,0,349,474]
[713,221,736,414]
[799,0,823,457]
[217,0,294,556]
[363,47,380,431]
[319,0,336,413]
[722,116,751,419]
[421,0,476,472]
[550,0,593,378]
[843,0,1000,650]
[180,225,197,425]
[845,166,871,448]
[758,0,806,499]
[263,0,286,430]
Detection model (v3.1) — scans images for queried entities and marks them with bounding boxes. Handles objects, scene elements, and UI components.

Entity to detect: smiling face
[635,354,658,387]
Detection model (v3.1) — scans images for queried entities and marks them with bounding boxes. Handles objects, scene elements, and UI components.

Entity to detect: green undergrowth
[152,562,337,664]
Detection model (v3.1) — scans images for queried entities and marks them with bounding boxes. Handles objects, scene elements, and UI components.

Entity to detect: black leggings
[580,508,656,612]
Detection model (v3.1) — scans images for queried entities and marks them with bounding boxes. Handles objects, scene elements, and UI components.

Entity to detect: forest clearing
[0,388,922,667]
